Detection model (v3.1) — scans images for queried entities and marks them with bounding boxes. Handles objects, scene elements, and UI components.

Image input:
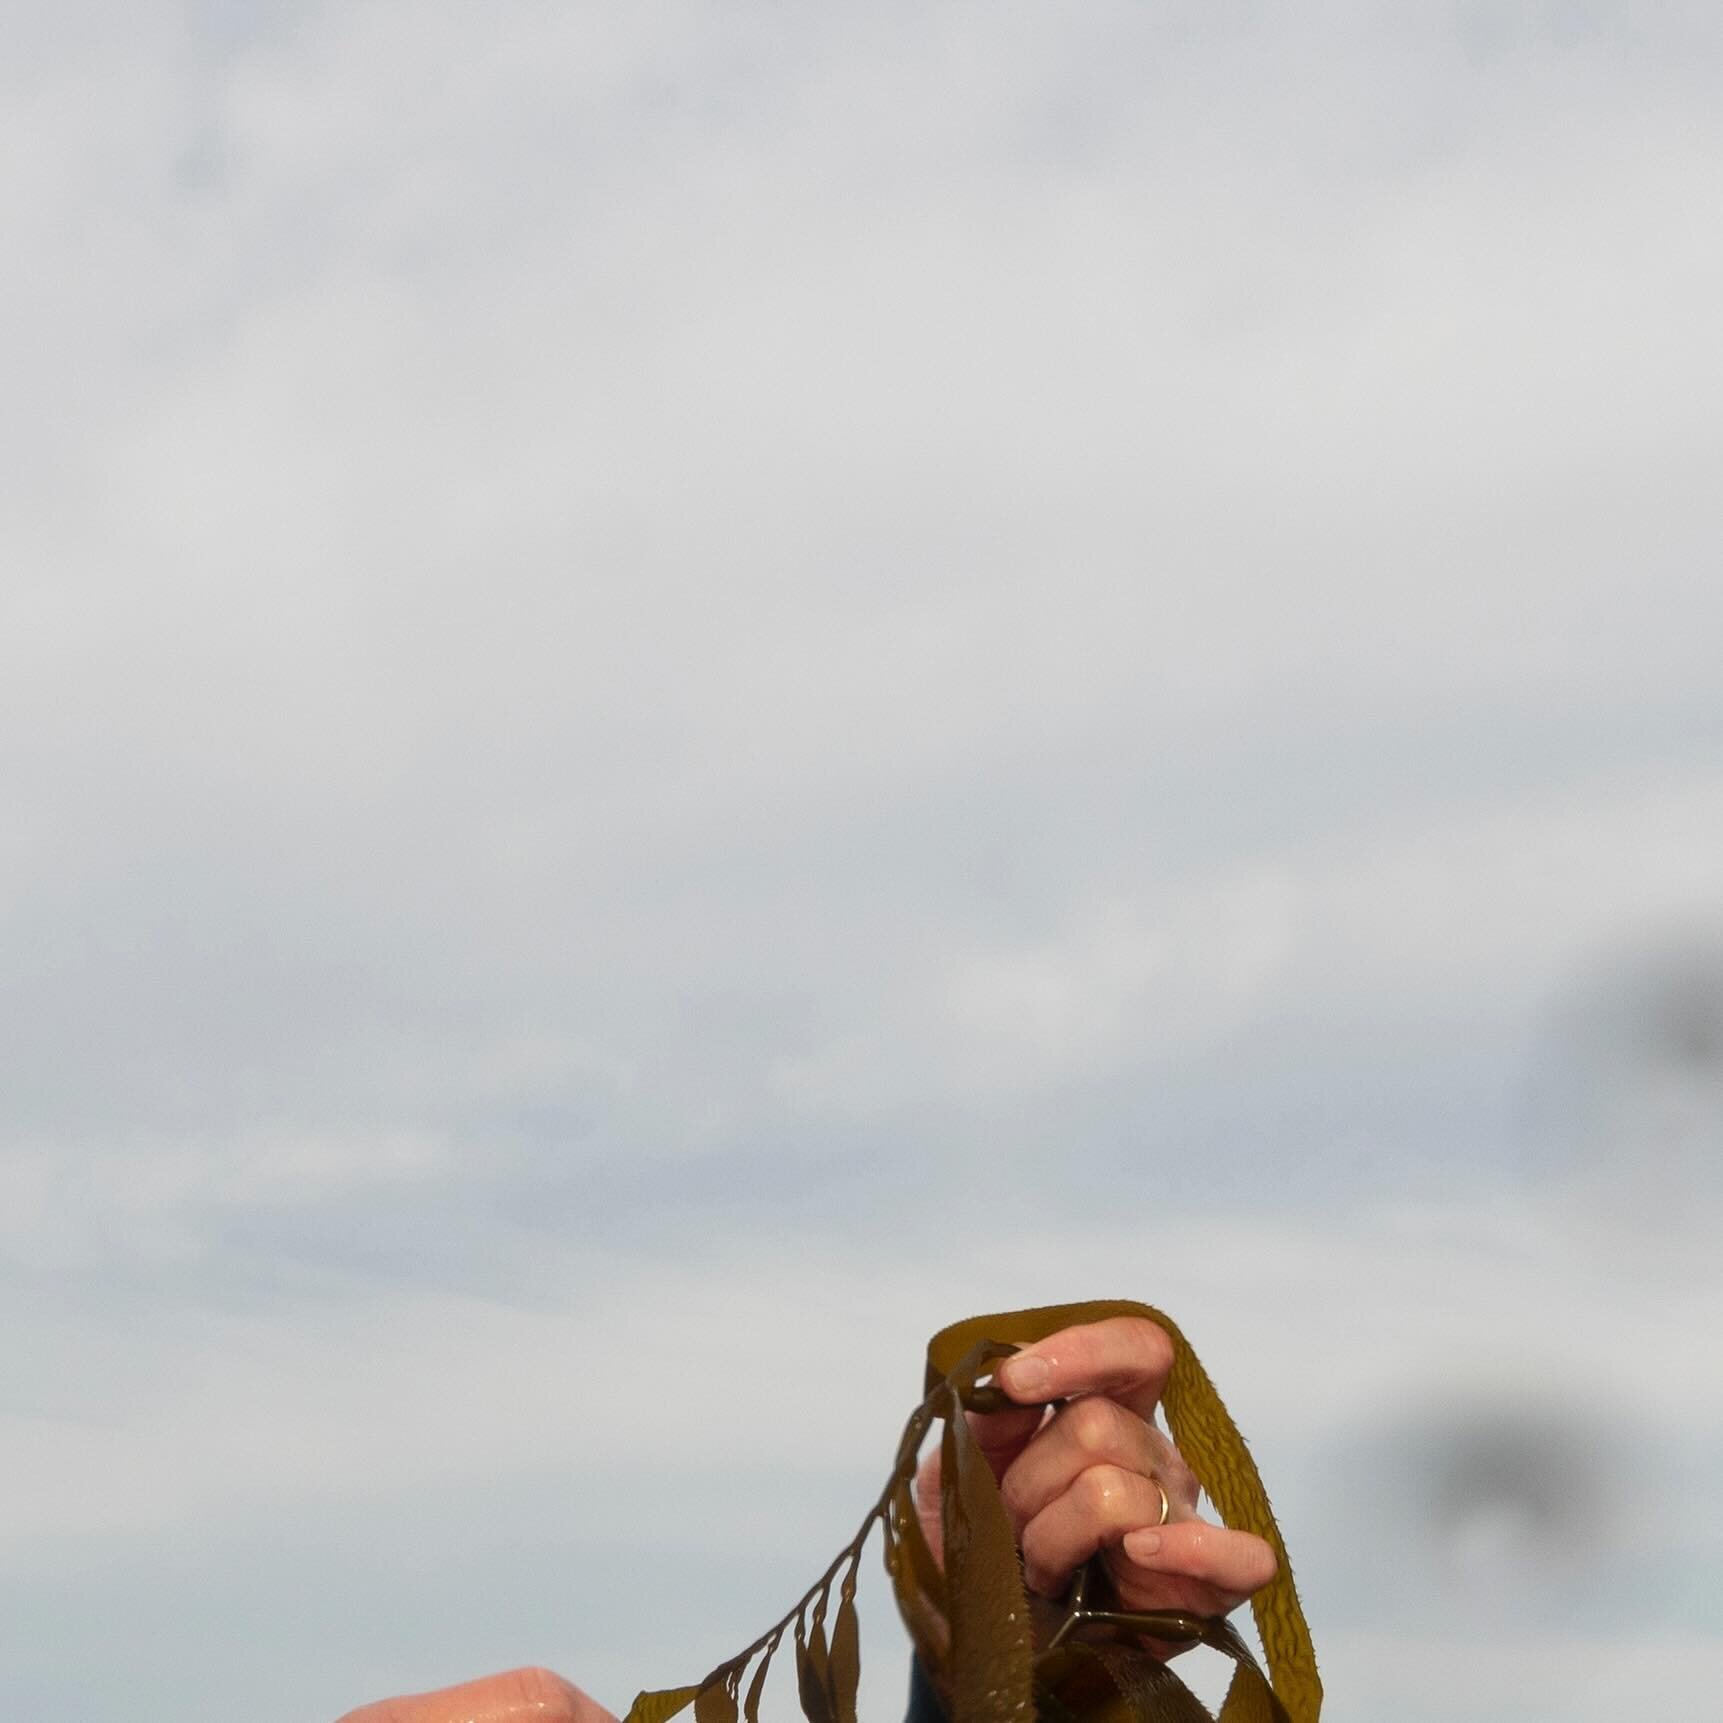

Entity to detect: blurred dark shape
[1416,1402,1599,1575]
[1521,927,1723,1262]
[1585,935,1723,1077]
[1647,965,1723,1071]
[1323,1386,1651,1634]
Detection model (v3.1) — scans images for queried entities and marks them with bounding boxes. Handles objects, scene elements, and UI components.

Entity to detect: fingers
[1022,1466,1278,1613]
[995,1317,1174,1425]
[919,1350,1280,1650]
[336,1667,617,1723]
[1019,1462,1171,1596]
[1003,1395,1274,1615]
[1119,1522,1279,1606]
[1000,1396,1197,1534]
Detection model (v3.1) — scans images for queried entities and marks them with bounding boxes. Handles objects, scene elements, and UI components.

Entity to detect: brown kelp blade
[695,1675,740,1723]
[825,1555,862,1723]
[742,1638,779,1723]
[925,1302,1321,1723]
[793,1601,835,1723]
[625,1685,704,1723]
[885,1473,950,1660]
[622,1301,1319,1723]
[938,1360,1038,1723]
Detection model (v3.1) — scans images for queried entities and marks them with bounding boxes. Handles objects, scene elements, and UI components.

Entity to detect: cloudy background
[4,2,1722,1719]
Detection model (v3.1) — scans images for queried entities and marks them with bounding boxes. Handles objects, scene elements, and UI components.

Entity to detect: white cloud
[0,1127,451,1271]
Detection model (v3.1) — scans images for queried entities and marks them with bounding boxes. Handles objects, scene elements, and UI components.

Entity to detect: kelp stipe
[621,1300,1321,1723]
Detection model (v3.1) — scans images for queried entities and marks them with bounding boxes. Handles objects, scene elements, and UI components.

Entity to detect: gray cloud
[4,3,1723,1718]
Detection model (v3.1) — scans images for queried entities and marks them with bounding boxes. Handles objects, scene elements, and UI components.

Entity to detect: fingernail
[1125,1530,1162,1561]
[1002,1354,1052,1397]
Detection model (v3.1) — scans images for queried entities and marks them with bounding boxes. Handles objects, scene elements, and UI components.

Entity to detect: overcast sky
[3,4,1722,1721]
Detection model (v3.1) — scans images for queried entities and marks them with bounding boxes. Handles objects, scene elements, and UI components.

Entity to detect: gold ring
[1152,1475,1170,1527]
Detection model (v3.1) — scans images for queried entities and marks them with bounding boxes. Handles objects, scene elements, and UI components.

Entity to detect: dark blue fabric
[905,1656,948,1723]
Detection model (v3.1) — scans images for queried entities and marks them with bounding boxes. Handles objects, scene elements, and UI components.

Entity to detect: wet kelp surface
[622,1300,1321,1723]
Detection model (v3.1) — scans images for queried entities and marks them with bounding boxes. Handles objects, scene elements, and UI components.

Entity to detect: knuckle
[1066,1395,1123,1455]
[1125,1319,1175,1380]
[1077,1463,1131,1517]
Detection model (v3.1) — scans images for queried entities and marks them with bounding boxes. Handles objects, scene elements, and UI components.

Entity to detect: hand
[335,1666,618,1723]
[914,1316,1277,1651]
